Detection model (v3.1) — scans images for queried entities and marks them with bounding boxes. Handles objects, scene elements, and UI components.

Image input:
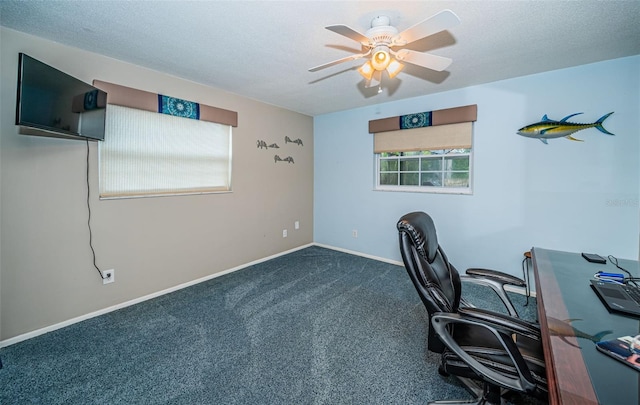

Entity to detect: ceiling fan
[309,10,460,89]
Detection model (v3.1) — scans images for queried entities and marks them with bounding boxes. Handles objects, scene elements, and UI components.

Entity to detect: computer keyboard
[623,283,640,304]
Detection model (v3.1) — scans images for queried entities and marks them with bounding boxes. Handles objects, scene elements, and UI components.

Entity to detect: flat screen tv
[15,53,107,141]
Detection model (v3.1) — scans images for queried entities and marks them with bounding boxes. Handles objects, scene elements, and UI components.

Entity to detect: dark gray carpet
[0,246,539,404]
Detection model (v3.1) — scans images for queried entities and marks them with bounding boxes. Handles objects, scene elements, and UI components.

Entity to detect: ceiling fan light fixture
[358,60,375,80]
[310,10,461,86]
[386,59,404,79]
[371,45,391,71]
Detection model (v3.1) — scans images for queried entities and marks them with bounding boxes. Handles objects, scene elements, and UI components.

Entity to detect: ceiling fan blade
[394,49,453,72]
[393,9,460,45]
[325,25,371,46]
[308,52,369,72]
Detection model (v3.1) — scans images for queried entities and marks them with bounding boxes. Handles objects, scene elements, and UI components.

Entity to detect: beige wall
[0,28,314,342]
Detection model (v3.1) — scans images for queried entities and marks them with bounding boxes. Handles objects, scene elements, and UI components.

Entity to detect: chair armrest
[431,310,538,394]
[466,268,526,287]
[462,268,526,318]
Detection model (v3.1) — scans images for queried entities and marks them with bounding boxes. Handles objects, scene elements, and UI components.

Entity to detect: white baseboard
[504,284,537,298]
[313,243,404,266]
[0,243,313,348]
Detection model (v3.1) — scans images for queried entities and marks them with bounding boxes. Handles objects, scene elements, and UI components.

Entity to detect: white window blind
[99,104,232,198]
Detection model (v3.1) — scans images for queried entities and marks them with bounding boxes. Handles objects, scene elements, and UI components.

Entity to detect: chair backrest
[397,211,462,352]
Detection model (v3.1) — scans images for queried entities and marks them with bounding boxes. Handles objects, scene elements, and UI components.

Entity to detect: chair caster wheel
[438,365,449,376]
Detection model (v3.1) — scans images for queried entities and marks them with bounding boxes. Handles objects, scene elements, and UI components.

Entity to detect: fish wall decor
[517,112,614,144]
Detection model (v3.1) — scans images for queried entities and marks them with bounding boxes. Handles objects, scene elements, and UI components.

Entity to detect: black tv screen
[15,53,107,141]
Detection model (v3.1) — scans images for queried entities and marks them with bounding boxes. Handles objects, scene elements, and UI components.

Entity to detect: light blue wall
[314,56,640,276]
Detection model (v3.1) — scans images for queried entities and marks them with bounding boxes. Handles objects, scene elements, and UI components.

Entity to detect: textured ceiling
[1,1,639,117]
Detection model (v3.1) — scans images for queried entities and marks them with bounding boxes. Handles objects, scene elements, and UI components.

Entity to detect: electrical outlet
[283,229,288,238]
[294,221,299,230]
[102,269,115,285]
[352,230,358,238]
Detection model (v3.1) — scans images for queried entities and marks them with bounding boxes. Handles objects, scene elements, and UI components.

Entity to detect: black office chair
[397,211,547,405]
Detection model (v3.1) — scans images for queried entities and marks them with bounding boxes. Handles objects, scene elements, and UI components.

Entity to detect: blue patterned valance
[400,112,432,129]
[369,104,477,133]
[158,95,200,120]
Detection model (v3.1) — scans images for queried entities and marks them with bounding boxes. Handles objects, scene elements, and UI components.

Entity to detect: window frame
[374,149,473,194]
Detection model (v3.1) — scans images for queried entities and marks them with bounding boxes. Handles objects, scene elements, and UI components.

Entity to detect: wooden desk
[532,247,640,405]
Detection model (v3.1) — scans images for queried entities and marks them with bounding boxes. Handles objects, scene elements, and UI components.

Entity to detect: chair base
[428,377,506,405]
[428,397,506,404]
[428,400,485,405]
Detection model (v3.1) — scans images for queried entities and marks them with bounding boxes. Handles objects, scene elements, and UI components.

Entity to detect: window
[373,121,473,194]
[99,105,232,199]
[377,149,471,192]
